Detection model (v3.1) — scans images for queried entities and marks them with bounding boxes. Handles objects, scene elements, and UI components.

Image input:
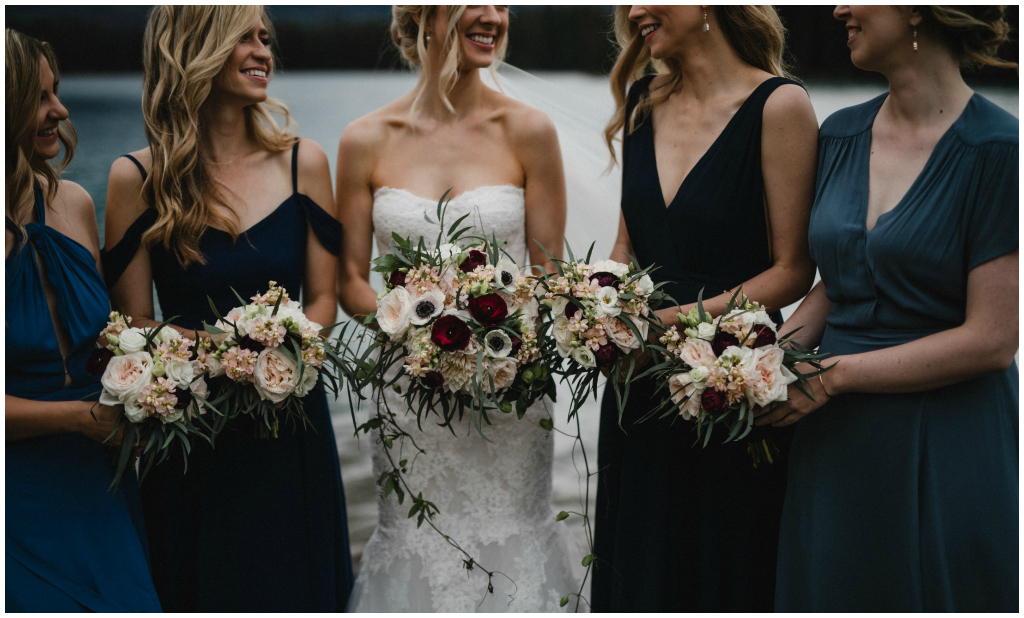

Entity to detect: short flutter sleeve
[965,142,1019,270]
[297,195,342,256]
[100,208,158,289]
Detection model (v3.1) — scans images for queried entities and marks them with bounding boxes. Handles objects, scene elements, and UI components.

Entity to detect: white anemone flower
[410,289,445,326]
[483,329,513,358]
[493,257,520,293]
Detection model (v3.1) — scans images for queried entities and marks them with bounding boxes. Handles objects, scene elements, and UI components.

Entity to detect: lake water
[55,71,1017,572]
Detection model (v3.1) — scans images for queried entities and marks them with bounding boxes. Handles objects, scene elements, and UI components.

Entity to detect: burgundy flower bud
[238,336,266,354]
[594,343,618,368]
[459,249,488,273]
[589,271,621,289]
[510,335,522,355]
[564,301,581,320]
[422,371,445,389]
[701,388,728,414]
[85,347,115,377]
[711,332,740,357]
[468,293,509,327]
[174,389,192,410]
[388,270,406,288]
[431,315,471,351]
[751,324,777,348]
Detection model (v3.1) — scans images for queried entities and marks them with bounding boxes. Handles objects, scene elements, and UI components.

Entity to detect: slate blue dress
[6,186,162,612]
[102,140,354,612]
[775,94,1019,612]
[592,76,800,612]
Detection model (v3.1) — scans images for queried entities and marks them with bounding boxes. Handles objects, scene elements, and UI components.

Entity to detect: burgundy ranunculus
[510,335,522,355]
[388,270,406,288]
[589,271,621,289]
[459,249,488,273]
[594,343,618,368]
[422,371,445,389]
[431,315,471,351]
[174,389,192,410]
[85,347,115,377]
[701,388,728,414]
[751,324,777,348]
[564,300,581,320]
[468,293,508,327]
[239,336,266,354]
[711,332,740,356]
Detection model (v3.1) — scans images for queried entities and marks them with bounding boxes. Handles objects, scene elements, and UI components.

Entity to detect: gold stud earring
[912,26,918,51]
[703,8,710,33]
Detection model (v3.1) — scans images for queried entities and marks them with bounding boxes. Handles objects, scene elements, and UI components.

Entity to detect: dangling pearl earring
[912,26,918,51]
[703,8,710,33]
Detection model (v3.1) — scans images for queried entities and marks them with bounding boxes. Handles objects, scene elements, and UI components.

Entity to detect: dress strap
[291,138,300,195]
[33,186,47,224]
[120,154,148,181]
[100,208,159,289]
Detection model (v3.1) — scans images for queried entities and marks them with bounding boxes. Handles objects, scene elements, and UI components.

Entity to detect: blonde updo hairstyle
[604,5,792,163]
[391,5,509,113]
[919,5,1017,71]
[141,5,297,267]
[5,28,76,236]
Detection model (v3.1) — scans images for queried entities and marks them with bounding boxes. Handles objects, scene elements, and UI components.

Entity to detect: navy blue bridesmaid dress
[592,75,800,612]
[775,94,1018,612]
[102,140,354,612]
[6,186,162,612]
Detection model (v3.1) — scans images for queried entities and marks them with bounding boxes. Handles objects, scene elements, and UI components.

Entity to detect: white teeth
[38,128,56,137]
[242,69,267,78]
[848,29,858,40]
[468,34,494,45]
[641,24,660,37]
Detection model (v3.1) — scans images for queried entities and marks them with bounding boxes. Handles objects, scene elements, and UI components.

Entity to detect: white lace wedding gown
[347,186,584,613]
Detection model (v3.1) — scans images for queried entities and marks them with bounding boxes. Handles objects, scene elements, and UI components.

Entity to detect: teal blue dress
[102,141,354,612]
[776,94,1019,611]
[6,187,162,612]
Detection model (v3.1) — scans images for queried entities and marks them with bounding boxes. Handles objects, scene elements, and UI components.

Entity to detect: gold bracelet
[818,373,831,398]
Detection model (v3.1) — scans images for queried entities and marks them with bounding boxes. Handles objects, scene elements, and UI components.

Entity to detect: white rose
[572,346,597,369]
[160,408,184,425]
[552,316,573,358]
[117,328,148,353]
[438,243,462,266]
[123,399,149,423]
[591,259,629,277]
[293,365,320,398]
[689,365,709,384]
[206,354,225,378]
[697,321,717,341]
[596,286,622,318]
[152,326,182,344]
[253,348,299,403]
[100,351,153,404]
[550,297,569,321]
[606,316,639,352]
[637,274,654,297]
[517,297,540,332]
[164,359,195,389]
[377,286,413,341]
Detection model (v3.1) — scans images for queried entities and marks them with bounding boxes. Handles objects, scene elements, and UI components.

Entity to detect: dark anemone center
[487,335,504,351]
[415,300,435,319]
[501,271,514,286]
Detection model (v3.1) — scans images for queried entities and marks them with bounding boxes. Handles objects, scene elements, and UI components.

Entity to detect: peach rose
[377,286,413,341]
[743,346,797,408]
[100,351,153,410]
[253,348,299,403]
[668,372,702,420]
[485,357,519,390]
[606,315,640,352]
[680,338,717,370]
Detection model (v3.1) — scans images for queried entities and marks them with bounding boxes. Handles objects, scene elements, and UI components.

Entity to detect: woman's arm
[655,84,818,327]
[335,119,383,322]
[758,250,1019,427]
[295,138,339,329]
[777,280,832,350]
[6,395,126,445]
[514,108,566,274]
[608,211,634,266]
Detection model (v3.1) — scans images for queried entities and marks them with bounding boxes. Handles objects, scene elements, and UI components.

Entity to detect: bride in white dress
[336,5,584,612]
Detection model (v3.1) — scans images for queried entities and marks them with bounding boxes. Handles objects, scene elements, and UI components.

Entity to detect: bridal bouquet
[87,311,211,487]
[364,208,555,435]
[202,281,337,438]
[653,291,831,464]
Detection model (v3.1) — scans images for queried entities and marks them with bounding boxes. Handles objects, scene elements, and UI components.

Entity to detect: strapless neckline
[373,184,524,204]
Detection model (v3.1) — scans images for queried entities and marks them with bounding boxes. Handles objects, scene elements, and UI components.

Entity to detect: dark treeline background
[7,5,1018,85]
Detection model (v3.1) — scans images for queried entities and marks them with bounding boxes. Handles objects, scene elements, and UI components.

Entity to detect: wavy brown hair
[5,29,76,235]
[391,5,509,113]
[921,5,1017,71]
[603,6,792,164]
[140,5,296,267]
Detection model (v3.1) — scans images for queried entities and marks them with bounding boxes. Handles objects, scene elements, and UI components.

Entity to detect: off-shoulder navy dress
[592,76,800,611]
[775,94,1018,611]
[102,140,354,612]
[6,187,161,612]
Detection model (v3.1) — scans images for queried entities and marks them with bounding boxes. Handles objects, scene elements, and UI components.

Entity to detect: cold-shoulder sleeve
[965,142,1018,270]
[297,194,342,256]
[100,208,158,289]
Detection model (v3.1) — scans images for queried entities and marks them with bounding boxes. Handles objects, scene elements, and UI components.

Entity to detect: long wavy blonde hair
[5,29,76,235]
[391,5,509,113]
[140,5,296,267]
[604,6,792,164]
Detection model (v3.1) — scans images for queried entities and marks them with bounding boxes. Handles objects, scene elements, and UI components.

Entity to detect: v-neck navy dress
[592,75,800,612]
[101,141,354,612]
[775,94,1018,611]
